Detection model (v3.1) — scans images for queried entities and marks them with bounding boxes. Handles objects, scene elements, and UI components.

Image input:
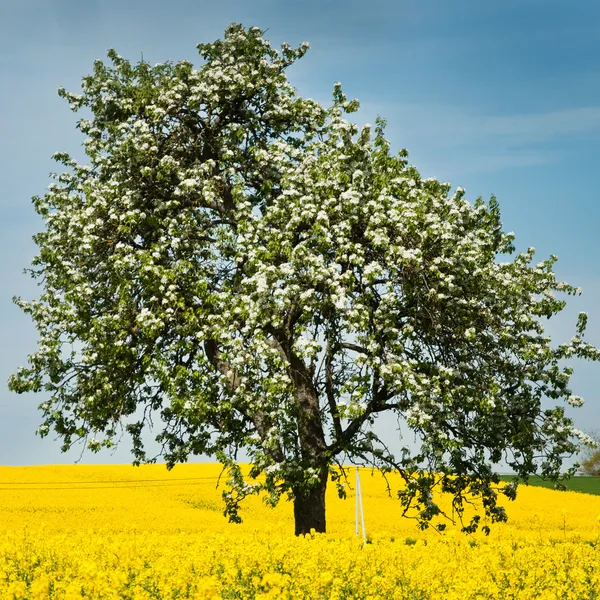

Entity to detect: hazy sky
[1,0,599,467]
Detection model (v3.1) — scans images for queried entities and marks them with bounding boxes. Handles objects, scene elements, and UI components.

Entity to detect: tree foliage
[9,24,600,535]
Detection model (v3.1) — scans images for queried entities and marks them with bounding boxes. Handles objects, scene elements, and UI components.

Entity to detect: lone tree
[10,24,600,535]
[577,430,600,476]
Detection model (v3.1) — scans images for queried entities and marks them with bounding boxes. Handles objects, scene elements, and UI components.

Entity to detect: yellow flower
[1,464,600,599]
[7,580,28,600]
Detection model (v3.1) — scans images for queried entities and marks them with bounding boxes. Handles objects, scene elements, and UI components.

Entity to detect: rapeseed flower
[0,464,599,598]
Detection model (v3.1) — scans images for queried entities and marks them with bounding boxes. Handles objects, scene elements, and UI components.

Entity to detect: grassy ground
[500,475,600,495]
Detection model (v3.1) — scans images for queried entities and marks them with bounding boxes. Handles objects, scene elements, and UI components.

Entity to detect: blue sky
[1,0,599,467]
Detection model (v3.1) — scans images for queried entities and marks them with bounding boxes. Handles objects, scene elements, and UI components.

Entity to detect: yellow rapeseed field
[0,463,599,599]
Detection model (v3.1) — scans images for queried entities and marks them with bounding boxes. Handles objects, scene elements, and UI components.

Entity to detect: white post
[358,471,367,543]
[355,466,367,543]
[355,466,359,536]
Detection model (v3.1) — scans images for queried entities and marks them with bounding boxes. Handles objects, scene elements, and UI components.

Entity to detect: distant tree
[9,24,600,535]
[577,430,600,476]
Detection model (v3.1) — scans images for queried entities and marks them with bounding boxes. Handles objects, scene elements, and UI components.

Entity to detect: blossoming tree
[10,24,600,535]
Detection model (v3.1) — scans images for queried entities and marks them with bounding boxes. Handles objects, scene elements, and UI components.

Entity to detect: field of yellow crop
[0,463,599,599]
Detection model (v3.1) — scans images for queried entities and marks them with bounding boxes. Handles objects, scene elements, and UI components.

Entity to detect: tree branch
[203,338,284,462]
[267,325,327,463]
[325,342,343,441]
[327,383,402,456]
[340,342,371,355]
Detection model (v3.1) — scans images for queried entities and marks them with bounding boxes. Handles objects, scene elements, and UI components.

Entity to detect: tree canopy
[9,24,600,535]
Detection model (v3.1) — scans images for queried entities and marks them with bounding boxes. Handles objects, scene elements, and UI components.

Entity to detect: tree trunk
[293,467,328,535]
[268,328,329,535]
